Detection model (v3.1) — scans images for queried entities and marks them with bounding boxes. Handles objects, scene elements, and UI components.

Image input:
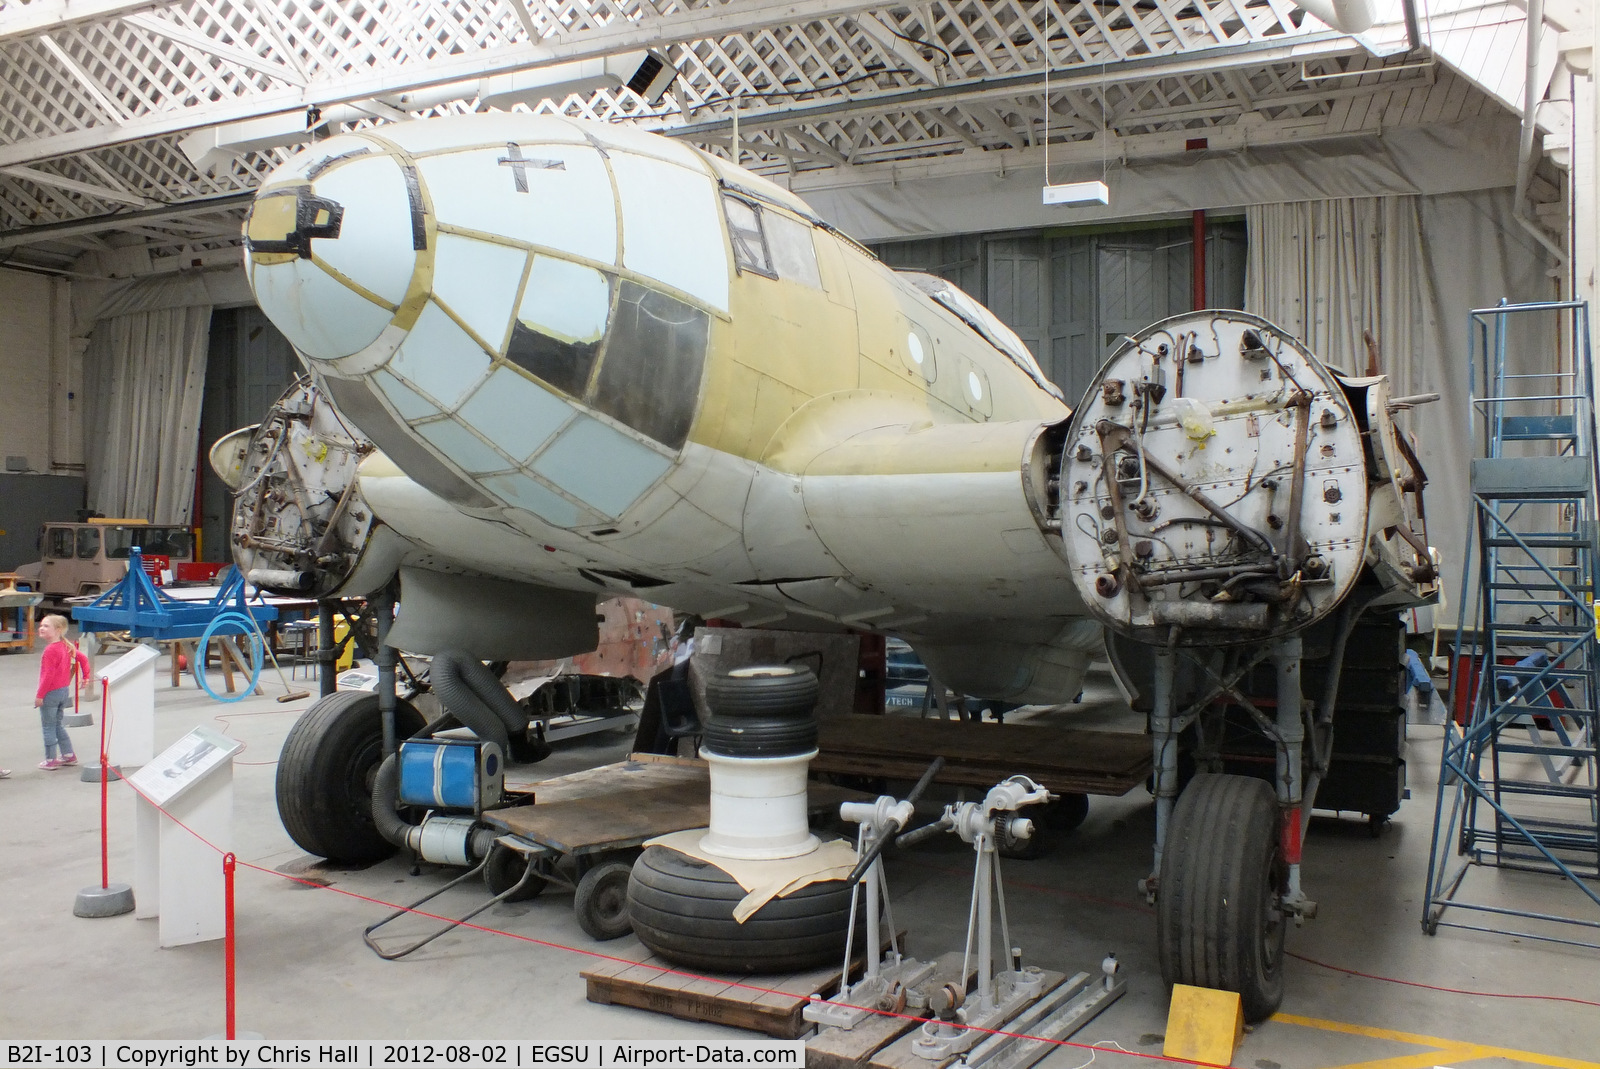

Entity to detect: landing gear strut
[1143,634,1315,1023]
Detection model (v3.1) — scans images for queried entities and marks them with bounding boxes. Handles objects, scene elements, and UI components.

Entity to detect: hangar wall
[0,266,78,478]
[794,116,1521,243]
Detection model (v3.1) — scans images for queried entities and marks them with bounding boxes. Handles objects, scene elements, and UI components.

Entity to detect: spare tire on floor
[627,845,862,973]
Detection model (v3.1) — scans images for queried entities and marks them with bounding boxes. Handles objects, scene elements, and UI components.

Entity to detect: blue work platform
[72,547,278,639]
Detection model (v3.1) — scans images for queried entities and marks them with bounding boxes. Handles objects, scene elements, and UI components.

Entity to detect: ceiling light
[1042,180,1110,206]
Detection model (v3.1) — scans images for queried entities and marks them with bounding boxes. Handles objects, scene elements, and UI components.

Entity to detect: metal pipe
[1273,635,1304,807]
[864,833,882,981]
[374,585,397,758]
[1400,0,1422,52]
[317,600,336,698]
[1150,647,1178,877]
[1274,635,1306,901]
[1192,209,1206,311]
[976,842,994,1011]
[1512,0,1567,267]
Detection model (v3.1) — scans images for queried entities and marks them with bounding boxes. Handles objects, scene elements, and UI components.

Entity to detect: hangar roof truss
[0,0,1537,271]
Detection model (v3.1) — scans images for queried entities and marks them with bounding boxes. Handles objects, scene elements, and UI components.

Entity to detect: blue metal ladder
[1423,300,1600,947]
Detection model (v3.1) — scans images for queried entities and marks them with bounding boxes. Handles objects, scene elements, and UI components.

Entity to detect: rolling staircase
[1423,300,1600,947]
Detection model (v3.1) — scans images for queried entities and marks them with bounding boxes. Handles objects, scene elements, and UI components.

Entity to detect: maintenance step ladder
[1424,300,1600,948]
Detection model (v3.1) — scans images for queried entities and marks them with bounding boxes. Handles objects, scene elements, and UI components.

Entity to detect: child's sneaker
[58,753,78,766]
[38,759,61,770]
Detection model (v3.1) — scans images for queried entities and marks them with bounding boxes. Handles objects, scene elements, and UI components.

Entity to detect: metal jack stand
[903,776,1127,1066]
[805,759,944,1030]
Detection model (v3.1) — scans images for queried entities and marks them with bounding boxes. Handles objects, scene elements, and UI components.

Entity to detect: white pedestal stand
[127,725,242,947]
[82,643,158,783]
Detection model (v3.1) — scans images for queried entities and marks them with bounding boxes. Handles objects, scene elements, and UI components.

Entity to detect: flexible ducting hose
[431,650,526,759]
[371,753,412,850]
[371,753,498,858]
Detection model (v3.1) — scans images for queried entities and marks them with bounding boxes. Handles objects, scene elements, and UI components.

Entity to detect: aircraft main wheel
[1157,773,1286,1023]
[627,845,861,972]
[575,859,635,940]
[483,844,547,901]
[276,691,424,862]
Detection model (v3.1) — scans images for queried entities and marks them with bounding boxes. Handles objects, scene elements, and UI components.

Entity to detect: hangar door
[875,221,1246,407]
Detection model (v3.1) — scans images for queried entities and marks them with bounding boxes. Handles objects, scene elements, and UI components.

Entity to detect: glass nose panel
[587,281,708,451]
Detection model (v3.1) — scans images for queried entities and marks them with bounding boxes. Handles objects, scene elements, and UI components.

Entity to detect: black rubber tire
[575,860,636,941]
[1043,793,1091,833]
[275,691,424,862]
[1157,773,1286,1023]
[704,666,819,718]
[483,844,547,901]
[627,845,862,972]
[702,665,819,757]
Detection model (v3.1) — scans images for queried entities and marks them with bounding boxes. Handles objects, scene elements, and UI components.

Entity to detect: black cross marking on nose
[498,142,565,193]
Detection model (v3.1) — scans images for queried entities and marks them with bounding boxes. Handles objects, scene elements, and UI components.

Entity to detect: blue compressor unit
[397,737,504,813]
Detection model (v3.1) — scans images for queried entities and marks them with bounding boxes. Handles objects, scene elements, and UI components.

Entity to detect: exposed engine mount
[1055,310,1436,647]
[215,379,376,598]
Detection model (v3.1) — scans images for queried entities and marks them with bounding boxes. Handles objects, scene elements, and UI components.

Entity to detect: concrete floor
[1,640,1597,1069]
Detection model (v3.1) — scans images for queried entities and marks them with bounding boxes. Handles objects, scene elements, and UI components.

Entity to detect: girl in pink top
[35,613,89,770]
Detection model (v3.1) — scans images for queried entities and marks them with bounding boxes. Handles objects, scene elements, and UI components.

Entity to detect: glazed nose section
[245,146,421,363]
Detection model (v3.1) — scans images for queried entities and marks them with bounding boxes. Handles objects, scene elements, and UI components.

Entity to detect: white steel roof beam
[37,35,129,122]
[0,0,173,42]
[0,0,899,167]
[0,163,149,205]
[664,31,1357,140]
[122,12,306,84]
[499,0,542,42]
[0,189,252,248]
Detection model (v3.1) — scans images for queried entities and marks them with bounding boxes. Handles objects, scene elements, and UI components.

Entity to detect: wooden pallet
[804,952,965,1069]
[583,945,877,1038]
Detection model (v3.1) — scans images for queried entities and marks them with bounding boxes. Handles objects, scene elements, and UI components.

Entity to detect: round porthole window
[900,323,937,381]
[968,371,983,400]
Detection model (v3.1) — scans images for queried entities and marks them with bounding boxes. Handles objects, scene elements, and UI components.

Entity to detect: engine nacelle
[219,380,378,598]
[1056,310,1436,647]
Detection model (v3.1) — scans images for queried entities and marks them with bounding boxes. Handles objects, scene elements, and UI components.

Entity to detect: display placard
[127,726,242,807]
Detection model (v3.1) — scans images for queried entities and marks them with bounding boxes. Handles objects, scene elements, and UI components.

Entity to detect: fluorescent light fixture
[1042,180,1109,206]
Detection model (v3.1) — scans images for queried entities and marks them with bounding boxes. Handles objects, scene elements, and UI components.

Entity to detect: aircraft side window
[76,527,101,560]
[723,195,776,280]
[588,281,709,451]
[764,212,822,290]
[47,529,73,559]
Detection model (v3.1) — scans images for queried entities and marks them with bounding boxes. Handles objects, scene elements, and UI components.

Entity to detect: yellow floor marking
[1276,1013,1600,1069]
[1303,1045,1491,1069]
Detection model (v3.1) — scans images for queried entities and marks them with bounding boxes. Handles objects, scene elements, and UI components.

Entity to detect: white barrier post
[127,725,242,947]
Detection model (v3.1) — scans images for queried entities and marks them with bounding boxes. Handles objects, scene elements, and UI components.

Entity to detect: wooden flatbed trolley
[364,753,869,957]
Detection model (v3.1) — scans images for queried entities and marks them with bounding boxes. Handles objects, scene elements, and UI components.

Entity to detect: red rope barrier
[223,852,237,1040]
